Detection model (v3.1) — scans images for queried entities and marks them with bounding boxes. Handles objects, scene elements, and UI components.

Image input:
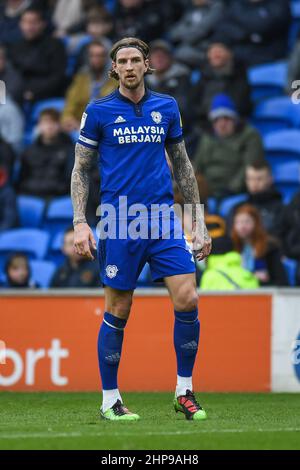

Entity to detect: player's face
[113,48,149,90]
[234,213,256,240]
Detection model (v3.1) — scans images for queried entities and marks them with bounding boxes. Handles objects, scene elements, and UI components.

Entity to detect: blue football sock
[174,309,200,378]
[98,312,127,390]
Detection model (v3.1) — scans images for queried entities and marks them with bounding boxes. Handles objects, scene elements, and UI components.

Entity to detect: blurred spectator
[18,108,74,197]
[114,0,165,43]
[0,96,25,152]
[0,44,23,103]
[0,137,16,181]
[0,0,31,45]
[62,40,117,133]
[51,227,100,288]
[52,0,85,37]
[228,161,285,236]
[231,204,287,286]
[217,0,290,66]
[146,40,194,139]
[200,235,259,290]
[168,0,224,68]
[277,192,300,279]
[0,253,39,288]
[193,94,265,198]
[52,1,106,37]
[0,156,18,231]
[9,7,67,103]
[191,36,252,126]
[243,161,284,235]
[74,9,114,72]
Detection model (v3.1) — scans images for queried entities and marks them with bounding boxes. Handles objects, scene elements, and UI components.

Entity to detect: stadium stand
[252,96,300,136]
[42,196,73,238]
[29,260,56,289]
[271,160,300,203]
[0,228,50,270]
[218,194,248,219]
[263,129,300,165]
[282,257,298,286]
[248,61,287,102]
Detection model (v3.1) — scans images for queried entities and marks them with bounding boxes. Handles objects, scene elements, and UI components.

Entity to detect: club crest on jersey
[151,111,162,124]
[106,265,119,279]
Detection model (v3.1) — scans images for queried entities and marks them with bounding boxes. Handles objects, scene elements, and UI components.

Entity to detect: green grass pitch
[0,392,300,450]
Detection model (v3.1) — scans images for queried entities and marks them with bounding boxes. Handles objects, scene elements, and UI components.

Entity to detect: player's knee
[108,295,132,318]
[174,285,198,312]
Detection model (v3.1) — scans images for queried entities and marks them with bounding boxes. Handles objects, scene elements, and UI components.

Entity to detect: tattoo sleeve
[71,143,97,226]
[166,141,200,222]
[166,140,210,243]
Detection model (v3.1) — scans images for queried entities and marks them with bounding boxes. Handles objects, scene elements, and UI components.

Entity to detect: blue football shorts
[97,212,196,290]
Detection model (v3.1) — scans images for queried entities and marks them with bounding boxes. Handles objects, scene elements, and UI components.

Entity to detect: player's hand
[192,222,212,262]
[73,223,97,260]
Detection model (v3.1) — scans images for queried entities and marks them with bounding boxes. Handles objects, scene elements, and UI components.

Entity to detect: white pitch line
[0,428,300,440]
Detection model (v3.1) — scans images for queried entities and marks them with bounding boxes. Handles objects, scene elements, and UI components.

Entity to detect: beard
[121,75,143,90]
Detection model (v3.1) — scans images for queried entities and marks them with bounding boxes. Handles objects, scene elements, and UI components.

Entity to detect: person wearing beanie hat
[208,93,238,122]
[193,93,266,198]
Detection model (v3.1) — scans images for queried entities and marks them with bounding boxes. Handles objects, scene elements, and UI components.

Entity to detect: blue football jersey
[78,88,183,215]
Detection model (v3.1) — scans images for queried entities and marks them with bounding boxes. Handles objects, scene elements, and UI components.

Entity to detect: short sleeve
[165,99,183,145]
[78,103,100,149]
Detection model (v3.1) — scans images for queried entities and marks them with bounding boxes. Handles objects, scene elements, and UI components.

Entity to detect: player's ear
[112,61,118,77]
[144,58,150,74]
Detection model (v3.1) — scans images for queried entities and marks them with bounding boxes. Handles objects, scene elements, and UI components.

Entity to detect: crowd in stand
[0,0,299,289]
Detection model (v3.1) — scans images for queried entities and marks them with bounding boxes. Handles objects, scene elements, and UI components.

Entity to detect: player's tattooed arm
[166,141,200,215]
[71,143,96,226]
[166,140,212,260]
[71,143,97,259]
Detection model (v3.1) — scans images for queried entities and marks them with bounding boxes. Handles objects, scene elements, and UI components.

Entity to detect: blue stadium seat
[0,229,50,270]
[290,1,300,49]
[218,194,248,219]
[248,62,287,101]
[17,196,46,228]
[66,35,92,76]
[252,97,300,136]
[43,196,73,237]
[282,257,298,287]
[207,197,217,215]
[271,160,300,203]
[31,98,65,124]
[190,70,201,85]
[263,129,300,165]
[104,0,116,12]
[47,231,65,266]
[30,260,56,288]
